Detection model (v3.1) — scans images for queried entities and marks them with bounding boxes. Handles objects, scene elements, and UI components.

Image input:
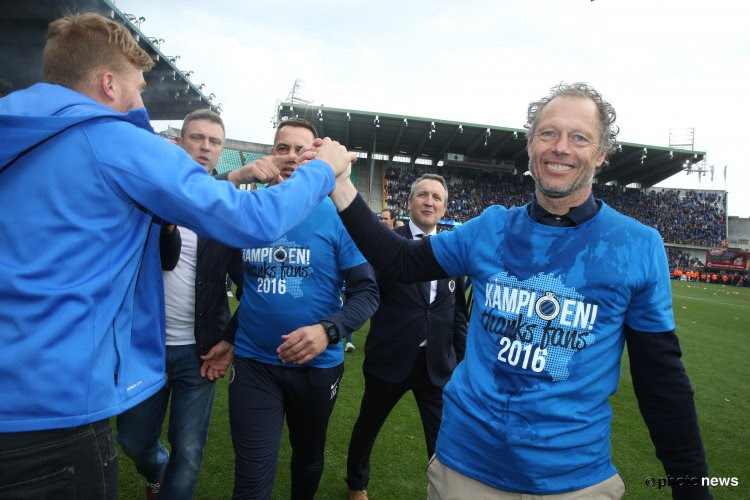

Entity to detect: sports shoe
[348,488,368,500]
[146,480,162,500]
[345,342,356,353]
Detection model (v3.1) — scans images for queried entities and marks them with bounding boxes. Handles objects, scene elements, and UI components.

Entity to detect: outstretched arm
[221,156,284,187]
[336,188,447,283]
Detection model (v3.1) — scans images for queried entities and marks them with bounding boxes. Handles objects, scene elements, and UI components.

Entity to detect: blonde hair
[43,12,154,90]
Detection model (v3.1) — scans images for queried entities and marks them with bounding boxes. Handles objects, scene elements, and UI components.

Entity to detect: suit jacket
[160,226,243,356]
[364,224,468,386]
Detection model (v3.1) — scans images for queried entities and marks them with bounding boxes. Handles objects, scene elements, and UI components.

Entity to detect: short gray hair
[409,173,448,205]
[525,82,619,158]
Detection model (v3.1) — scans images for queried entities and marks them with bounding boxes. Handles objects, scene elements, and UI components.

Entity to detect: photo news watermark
[644,475,739,489]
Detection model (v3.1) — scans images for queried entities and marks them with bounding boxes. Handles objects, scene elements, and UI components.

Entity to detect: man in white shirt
[117,109,254,499]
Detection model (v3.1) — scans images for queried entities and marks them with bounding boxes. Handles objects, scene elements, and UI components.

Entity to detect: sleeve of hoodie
[91,121,334,249]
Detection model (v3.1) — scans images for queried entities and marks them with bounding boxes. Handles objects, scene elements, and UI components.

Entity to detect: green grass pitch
[117,281,749,499]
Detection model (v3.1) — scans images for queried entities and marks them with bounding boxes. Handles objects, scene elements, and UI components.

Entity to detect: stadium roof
[278,103,706,188]
[1,0,218,119]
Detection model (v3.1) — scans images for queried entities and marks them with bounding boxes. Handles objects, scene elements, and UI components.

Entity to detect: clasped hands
[227,138,356,194]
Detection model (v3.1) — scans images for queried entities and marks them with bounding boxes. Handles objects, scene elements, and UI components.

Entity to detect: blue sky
[116,0,750,216]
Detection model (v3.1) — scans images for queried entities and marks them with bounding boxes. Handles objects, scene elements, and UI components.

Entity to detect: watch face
[329,329,340,343]
[323,323,339,343]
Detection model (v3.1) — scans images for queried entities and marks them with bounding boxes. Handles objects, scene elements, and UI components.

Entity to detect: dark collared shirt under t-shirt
[527,192,601,227]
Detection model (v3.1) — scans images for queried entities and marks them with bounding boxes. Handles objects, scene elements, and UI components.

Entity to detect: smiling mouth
[545,162,574,172]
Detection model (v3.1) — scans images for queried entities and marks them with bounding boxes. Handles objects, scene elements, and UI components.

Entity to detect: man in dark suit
[346,174,468,500]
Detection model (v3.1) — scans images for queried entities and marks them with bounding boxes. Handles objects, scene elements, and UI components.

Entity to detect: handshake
[226,137,359,208]
[297,137,358,180]
[227,138,354,183]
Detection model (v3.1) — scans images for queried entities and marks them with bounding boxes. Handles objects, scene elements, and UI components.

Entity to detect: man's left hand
[227,157,283,186]
[200,340,234,381]
[277,324,329,365]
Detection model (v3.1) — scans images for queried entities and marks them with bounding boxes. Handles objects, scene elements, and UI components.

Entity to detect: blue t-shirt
[430,202,674,494]
[235,198,366,368]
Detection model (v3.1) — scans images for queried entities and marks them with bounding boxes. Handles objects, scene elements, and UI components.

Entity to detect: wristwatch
[319,320,340,344]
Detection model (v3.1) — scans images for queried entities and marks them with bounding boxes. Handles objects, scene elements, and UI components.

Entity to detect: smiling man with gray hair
[327,82,711,499]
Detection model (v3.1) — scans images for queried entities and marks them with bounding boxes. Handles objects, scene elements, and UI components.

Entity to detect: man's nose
[552,134,572,154]
[285,150,299,163]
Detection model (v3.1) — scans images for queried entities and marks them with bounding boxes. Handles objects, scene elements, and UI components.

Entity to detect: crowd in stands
[672,268,749,287]
[666,248,703,270]
[594,186,726,247]
[384,166,533,221]
[383,166,727,248]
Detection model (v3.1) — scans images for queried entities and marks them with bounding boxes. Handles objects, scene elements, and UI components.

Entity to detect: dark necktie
[415,234,432,305]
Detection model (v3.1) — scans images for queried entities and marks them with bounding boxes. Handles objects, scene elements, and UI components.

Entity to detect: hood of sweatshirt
[0,83,153,168]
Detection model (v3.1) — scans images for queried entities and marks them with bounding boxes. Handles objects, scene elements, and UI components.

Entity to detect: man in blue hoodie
[0,13,353,499]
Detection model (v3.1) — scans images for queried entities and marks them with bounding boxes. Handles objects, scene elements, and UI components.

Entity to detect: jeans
[0,419,118,499]
[117,344,216,499]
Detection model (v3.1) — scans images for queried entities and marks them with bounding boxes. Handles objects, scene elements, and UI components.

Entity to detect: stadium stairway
[356,161,384,213]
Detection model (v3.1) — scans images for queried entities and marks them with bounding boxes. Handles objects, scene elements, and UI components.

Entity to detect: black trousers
[0,418,118,500]
[229,357,344,500]
[346,348,443,490]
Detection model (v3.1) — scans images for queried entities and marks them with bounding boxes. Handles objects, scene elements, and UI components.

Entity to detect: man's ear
[594,149,607,175]
[99,71,117,102]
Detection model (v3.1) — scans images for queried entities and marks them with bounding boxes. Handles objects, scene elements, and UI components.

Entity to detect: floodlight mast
[670,127,711,178]
[286,78,312,106]
[273,79,316,129]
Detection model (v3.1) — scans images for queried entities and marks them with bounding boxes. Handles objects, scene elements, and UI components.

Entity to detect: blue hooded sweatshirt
[0,84,335,432]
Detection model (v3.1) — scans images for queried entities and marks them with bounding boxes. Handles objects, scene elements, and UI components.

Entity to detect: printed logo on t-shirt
[480,271,599,381]
[242,238,313,297]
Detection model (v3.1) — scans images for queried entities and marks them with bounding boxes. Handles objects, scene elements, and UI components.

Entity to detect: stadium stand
[274,102,733,255]
[383,164,728,248]
[215,150,266,174]
[384,166,532,220]
[666,247,703,270]
[594,186,726,247]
